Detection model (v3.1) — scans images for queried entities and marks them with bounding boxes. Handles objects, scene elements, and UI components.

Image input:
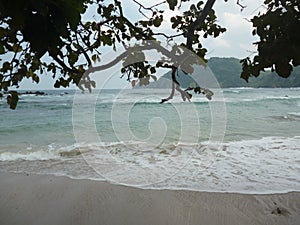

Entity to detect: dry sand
[0,172,299,225]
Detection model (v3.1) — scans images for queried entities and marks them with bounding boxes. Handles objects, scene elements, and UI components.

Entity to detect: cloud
[222,12,251,30]
[214,38,231,48]
[239,42,257,53]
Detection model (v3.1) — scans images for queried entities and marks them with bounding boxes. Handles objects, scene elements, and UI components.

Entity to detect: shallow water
[0,88,299,193]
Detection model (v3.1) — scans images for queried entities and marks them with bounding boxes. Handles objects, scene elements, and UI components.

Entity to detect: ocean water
[0,88,299,193]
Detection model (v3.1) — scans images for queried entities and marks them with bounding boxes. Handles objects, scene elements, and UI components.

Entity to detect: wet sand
[1,172,299,225]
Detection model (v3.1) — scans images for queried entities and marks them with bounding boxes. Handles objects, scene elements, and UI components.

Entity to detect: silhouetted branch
[186,0,216,49]
[237,0,247,11]
[133,0,167,18]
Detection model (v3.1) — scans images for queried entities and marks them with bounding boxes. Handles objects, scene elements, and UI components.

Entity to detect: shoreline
[3,170,299,195]
[1,171,300,225]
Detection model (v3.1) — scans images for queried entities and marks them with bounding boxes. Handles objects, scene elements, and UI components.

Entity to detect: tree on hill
[207,57,300,88]
[0,0,299,109]
[137,57,300,88]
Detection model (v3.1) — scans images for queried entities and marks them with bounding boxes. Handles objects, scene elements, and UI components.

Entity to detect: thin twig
[75,31,92,67]
[152,32,184,39]
[237,0,247,11]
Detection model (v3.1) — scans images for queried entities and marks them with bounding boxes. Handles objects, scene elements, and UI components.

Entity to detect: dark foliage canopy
[241,0,300,81]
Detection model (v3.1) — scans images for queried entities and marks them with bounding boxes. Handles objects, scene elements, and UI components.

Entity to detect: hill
[141,57,300,88]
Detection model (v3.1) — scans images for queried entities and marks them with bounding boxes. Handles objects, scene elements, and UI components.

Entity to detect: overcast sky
[201,0,266,58]
[143,0,266,58]
[19,0,266,90]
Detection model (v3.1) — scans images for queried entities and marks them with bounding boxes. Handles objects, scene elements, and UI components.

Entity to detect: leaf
[2,61,11,71]
[240,70,250,82]
[97,5,102,14]
[101,34,113,46]
[204,89,214,100]
[150,75,157,81]
[73,43,81,50]
[131,79,136,87]
[197,1,204,9]
[90,80,96,88]
[167,0,178,10]
[68,52,79,66]
[12,43,22,53]
[7,91,19,110]
[91,22,98,31]
[0,44,5,54]
[250,65,260,77]
[186,92,192,99]
[1,81,10,91]
[181,63,194,74]
[153,17,162,27]
[150,67,156,74]
[32,74,40,83]
[139,77,150,86]
[92,54,97,63]
[140,21,148,27]
[193,87,201,94]
[275,62,292,78]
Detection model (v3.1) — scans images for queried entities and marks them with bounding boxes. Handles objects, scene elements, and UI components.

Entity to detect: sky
[18,0,266,90]
[201,0,266,58]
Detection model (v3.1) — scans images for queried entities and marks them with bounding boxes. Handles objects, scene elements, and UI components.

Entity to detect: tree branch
[237,0,247,11]
[132,0,167,18]
[186,0,216,49]
[48,50,77,74]
[75,31,92,67]
[152,32,184,40]
[160,66,191,103]
[160,66,177,103]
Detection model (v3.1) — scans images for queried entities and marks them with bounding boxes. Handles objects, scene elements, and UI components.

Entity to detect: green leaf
[153,17,162,27]
[101,34,113,46]
[0,44,5,54]
[181,63,194,74]
[150,75,157,81]
[91,22,98,31]
[197,1,204,9]
[2,61,11,71]
[92,54,97,63]
[32,74,40,83]
[12,43,22,53]
[54,80,61,88]
[194,87,201,94]
[68,52,79,66]
[140,21,148,27]
[167,0,178,10]
[150,67,156,74]
[275,62,292,78]
[73,43,81,50]
[90,80,96,88]
[97,5,102,14]
[7,91,19,110]
[131,79,136,87]
[139,76,150,86]
[1,81,10,91]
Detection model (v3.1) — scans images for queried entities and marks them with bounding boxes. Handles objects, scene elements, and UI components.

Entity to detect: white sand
[1,172,299,225]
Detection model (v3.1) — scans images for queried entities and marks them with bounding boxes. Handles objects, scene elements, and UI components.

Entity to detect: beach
[1,172,299,225]
[1,88,300,224]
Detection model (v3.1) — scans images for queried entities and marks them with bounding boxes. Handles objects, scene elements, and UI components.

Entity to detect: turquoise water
[0,88,299,193]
